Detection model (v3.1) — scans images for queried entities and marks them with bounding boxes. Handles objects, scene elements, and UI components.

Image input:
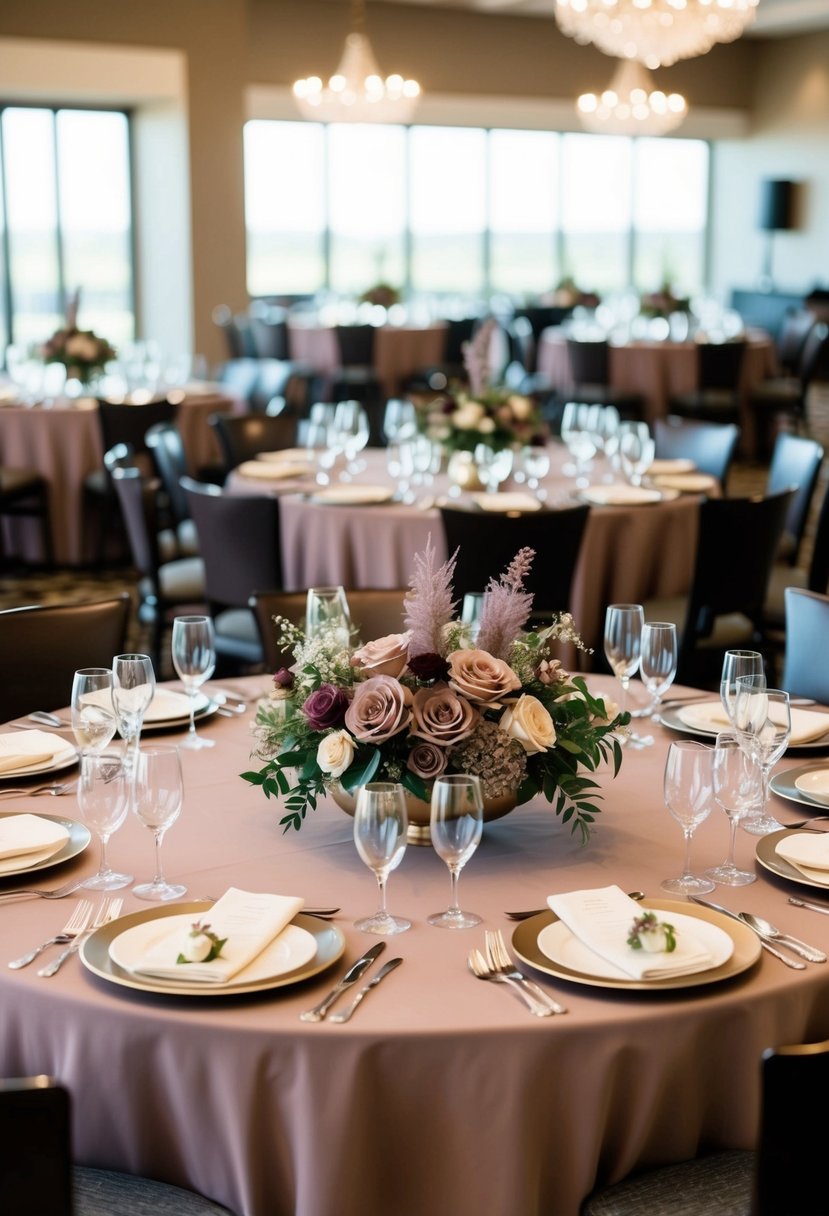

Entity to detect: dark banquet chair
[652,416,741,491]
[250,587,409,671]
[667,337,747,426]
[780,587,829,704]
[144,421,201,556]
[208,410,298,476]
[564,337,644,420]
[748,320,829,457]
[402,316,480,394]
[764,430,824,566]
[0,464,53,568]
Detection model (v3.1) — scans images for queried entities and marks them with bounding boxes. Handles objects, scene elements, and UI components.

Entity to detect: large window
[0,105,134,354]
[244,120,709,304]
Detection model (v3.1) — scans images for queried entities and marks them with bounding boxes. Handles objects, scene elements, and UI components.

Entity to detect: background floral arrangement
[243,542,627,844]
[38,324,116,380]
[359,282,401,308]
[639,282,691,318]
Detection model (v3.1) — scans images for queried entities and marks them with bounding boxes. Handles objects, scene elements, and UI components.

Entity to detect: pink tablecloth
[287,323,448,398]
[1,676,828,1216]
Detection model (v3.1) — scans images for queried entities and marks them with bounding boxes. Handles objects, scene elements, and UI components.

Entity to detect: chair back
[566,338,610,387]
[0,1078,72,1216]
[654,417,741,487]
[145,422,191,526]
[96,398,177,476]
[515,306,573,344]
[208,411,297,473]
[753,1037,829,1216]
[776,308,817,375]
[212,305,258,359]
[249,359,300,415]
[444,317,479,367]
[439,503,590,617]
[217,358,262,408]
[780,588,829,703]
[696,339,746,391]
[110,464,164,583]
[248,305,291,360]
[766,432,824,565]
[798,320,829,392]
[335,325,375,368]
[181,478,283,610]
[251,588,408,670]
[0,596,130,721]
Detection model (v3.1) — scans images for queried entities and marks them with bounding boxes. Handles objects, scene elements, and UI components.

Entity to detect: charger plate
[0,812,90,880]
[81,901,345,997]
[511,899,760,991]
[770,764,829,811]
[659,706,829,751]
[757,829,829,891]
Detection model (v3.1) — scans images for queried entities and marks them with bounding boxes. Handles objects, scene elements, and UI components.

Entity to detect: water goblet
[76,751,132,890]
[639,622,678,721]
[132,744,186,901]
[720,649,765,725]
[517,445,551,500]
[111,653,156,778]
[70,667,118,758]
[732,677,790,836]
[474,443,513,494]
[661,739,716,895]
[427,774,484,929]
[603,604,644,744]
[383,398,417,445]
[335,400,370,479]
[306,585,351,648]
[305,403,336,485]
[705,732,761,886]
[353,782,411,935]
[171,615,216,750]
[619,427,656,487]
[461,592,485,643]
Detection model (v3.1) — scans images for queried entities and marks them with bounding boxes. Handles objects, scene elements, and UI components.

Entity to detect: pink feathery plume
[476,547,535,660]
[462,317,496,397]
[404,536,458,657]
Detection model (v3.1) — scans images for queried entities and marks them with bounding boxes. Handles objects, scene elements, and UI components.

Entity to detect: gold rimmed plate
[511,899,760,991]
[0,811,90,880]
[769,763,829,811]
[80,901,345,997]
[756,829,829,891]
[659,706,829,751]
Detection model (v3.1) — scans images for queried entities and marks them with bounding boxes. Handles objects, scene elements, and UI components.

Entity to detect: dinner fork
[467,948,555,1017]
[484,930,567,1015]
[0,877,87,901]
[7,900,93,969]
[38,896,123,977]
[0,780,78,798]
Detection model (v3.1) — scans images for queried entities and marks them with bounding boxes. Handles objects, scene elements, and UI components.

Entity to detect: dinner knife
[299,942,386,1022]
[688,896,806,970]
[788,896,829,916]
[327,957,404,1023]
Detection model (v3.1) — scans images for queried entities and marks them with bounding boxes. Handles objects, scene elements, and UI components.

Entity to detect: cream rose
[500,694,556,754]
[65,333,100,361]
[345,676,413,744]
[477,417,496,434]
[453,401,485,430]
[351,632,411,679]
[411,683,479,746]
[316,730,355,778]
[447,649,521,704]
[508,394,533,421]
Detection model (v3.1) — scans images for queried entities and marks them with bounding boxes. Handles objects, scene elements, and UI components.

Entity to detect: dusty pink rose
[447,649,521,704]
[344,675,413,744]
[351,632,411,678]
[411,683,479,746]
[406,740,448,781]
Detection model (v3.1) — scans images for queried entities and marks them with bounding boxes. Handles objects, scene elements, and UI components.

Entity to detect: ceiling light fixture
[555,0,759,69]
[292,0,421,123]
[576,59,687,135]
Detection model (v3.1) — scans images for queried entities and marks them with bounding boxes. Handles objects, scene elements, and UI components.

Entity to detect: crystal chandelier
[293,0,421,123]
[577,59,687,135]
[555,0,759,69]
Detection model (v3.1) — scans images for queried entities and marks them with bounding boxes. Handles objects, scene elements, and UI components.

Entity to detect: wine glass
[560,402,596,488]
[639,622,678,721]
[334,400,370,478]
[171,615,216,750]
[517,445,551,500]
[383,398,417,445]
[619,427,656,487]
[132,745,186,901]
[474,443,513,494]
[353,782,410,935]
[461,592,485,644]
[661,739,716,895]
[76,751,132,890]
[305,403,336,485]
[427,774,484,929]
[720,649,765,725]
[732,677,791,836]
[111,653,156,778]
[603,604,644,742]
[306,586,351,648]
[705,731,761,886]
[70,667,118,758]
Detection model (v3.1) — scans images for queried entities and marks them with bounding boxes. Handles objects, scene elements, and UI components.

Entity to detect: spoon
[505,891,645,920]
[737,912,826,963]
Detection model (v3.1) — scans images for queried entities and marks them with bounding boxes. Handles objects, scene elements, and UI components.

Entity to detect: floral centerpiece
[543,276,601,310]
[37,292,116,384]
[242,542,627,845]
[359,282,401,308]
[639,282,691,319]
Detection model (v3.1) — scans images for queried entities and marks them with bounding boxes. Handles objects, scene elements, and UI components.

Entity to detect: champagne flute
[171,616,216,750]
[70,667,118,758]
[353,782,410,935]
[111,653,156,778]
[76,751,132,890]
[132,745,186,901]
[705,731,761,886]
[661,739,715,895]
[732,677,790,836]
[640,622,678,721]
[428,774,484,929]
[603,604,644,743]
[720,649,765,725]
[306,586,351,648]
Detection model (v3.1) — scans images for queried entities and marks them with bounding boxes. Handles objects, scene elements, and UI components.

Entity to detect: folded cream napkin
[0,813,69,861]
[236,459,309,481]
[648,458,695,476]
[0,752,54,775]
[125,888,304,983]
[0,729,70,771]
[581,485,662,506]
[651,473,717,494]
[776,835,829,885]
[547,885,714,980]
[471,493,542,513]
[678,702,829,745]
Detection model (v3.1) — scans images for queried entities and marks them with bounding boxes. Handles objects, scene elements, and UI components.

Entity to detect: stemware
[383,398,417,445]
[76,751,132,890]
[705,732,761,886]
[305,403,336,485]
[516,445,551,500]
[70,667,118,758]
[560,402,597,488]
[132,745,186,901]
[661,739,716,895]
[428,774,484,929]
[603,603,644,743]
[619,426,656,487]
[352,782,410,935]
[171,615,216,750]
[474,443,513,494]
[306,585,351,648]
[720,649,765,724]
[639,622,678,721]
[334,400,370,478]
[111,653,156,777]
[732,677,791,836]
[461,592,485,643]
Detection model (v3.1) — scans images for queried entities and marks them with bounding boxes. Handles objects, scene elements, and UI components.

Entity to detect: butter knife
[299,942,386,1022]
[689,896,806,970]
[789,896,829,916]
[327,957,403,1023]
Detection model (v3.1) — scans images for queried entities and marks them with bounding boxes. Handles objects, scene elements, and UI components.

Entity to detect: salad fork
[8,900,93,969]
[38,896,123,976]
[467,948,554,1017]
[484,930,567,1015]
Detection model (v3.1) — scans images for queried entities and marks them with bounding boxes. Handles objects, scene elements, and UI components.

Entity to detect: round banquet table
[225,446,701,671]
[287,320,448,400]
[2,678,829,1216]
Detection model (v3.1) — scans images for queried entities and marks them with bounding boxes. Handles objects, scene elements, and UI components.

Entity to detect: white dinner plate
[580,485,664,506]
[794,769,829,805]
[660,704,829,750]
[512,900,760,991]
[83,688,214,729]
[0,812,90,880]
[0,731,78,781]
[81,902,345,997]
[756,829,829,891]
[310,486,393,506]
[770,764,829,811]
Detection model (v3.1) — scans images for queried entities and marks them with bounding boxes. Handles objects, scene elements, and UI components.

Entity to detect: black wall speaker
[758,179,795,232]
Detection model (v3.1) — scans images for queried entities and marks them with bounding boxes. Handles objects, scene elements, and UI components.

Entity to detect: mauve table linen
[1,676,829,1216]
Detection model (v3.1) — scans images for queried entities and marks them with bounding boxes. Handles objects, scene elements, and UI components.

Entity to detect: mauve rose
[273,667,295,690]
[345,676,413,744]
[303,684,350,731]
[447,649,521,704]
[411,683,479,746]
[406,740,448,781]
[408,652,449,682]
[351,632,411,678]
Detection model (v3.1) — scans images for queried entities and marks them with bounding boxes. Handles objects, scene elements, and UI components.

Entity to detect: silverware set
[38,896,123,977]
[5,894,123,975]
[300,942,397,1022]
[689,895,826,969]
[0,780,78,798]
[468,930,566,1017]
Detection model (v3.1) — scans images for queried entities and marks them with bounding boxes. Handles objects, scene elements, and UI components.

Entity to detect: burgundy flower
[303,684,350,731]
[273,667,295,691]
[408,652,449,682]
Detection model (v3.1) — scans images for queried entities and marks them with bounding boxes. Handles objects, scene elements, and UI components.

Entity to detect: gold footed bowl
[330,784,518,845]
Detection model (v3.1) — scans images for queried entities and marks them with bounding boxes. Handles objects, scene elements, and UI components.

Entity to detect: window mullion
[52,110,67,322]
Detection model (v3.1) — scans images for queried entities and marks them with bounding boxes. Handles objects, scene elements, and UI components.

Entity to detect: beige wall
[0,1,826,363]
